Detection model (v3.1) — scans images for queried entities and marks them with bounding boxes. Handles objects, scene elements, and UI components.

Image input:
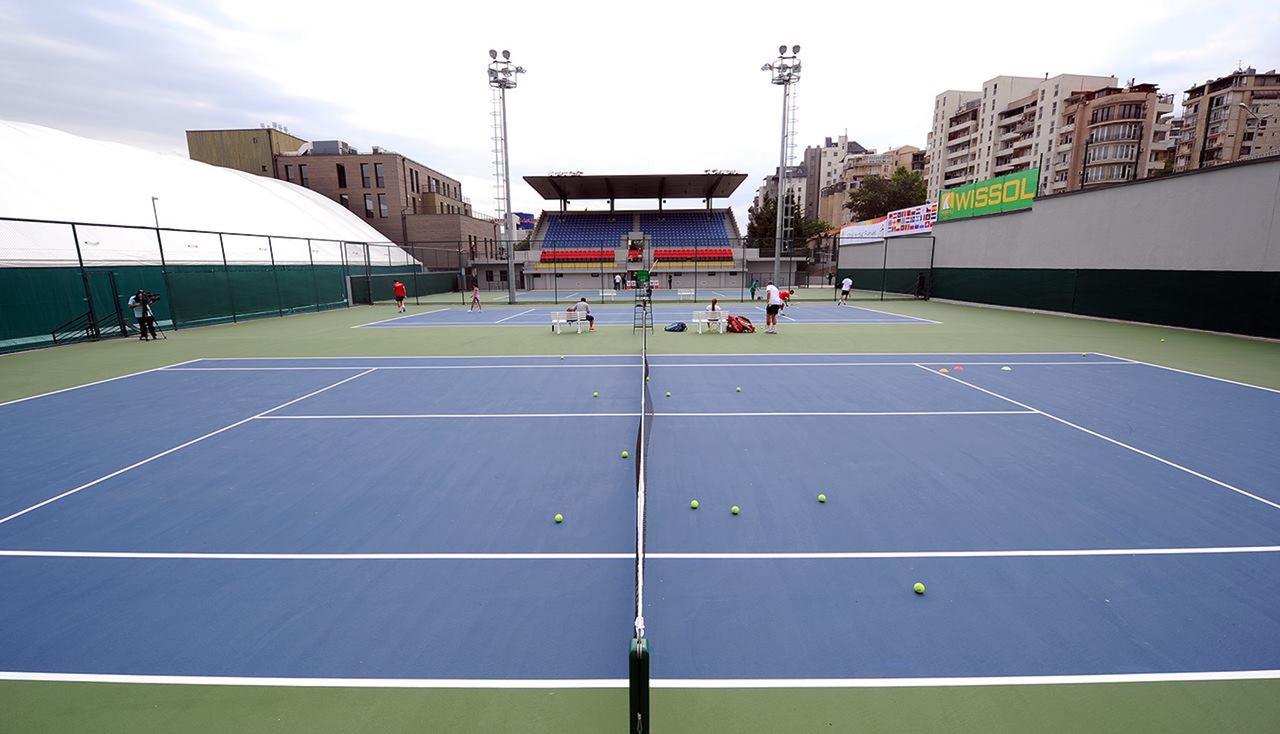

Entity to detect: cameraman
[128,289,159,341]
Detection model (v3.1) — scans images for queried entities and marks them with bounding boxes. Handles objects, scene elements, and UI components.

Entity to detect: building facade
[186,126,307,178]
[815,145,923,228]
[925,74,1117,202]
[1174,67,1280,172]
[802,135,868,216]
[1051,83,1175,193]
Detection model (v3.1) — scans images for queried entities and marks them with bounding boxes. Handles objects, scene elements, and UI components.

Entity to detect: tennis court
[356,302,936,328]
[3,349,1278,693]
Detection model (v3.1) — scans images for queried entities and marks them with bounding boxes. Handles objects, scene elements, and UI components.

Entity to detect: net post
[629,637,650,733]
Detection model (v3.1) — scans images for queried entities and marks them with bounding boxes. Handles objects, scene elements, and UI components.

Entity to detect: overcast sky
[2,0,1276,226]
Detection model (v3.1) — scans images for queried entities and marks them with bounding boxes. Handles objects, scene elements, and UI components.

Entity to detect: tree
[746,192,830,256]
[844,166,927,220]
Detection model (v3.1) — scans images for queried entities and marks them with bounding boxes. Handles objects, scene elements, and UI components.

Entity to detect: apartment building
[802,135,868,216]
[1051,83,1175,193]
[1174,67,1280,172]
[188,128,497,248]
[925,74,1117,201]
[814,145,922,227]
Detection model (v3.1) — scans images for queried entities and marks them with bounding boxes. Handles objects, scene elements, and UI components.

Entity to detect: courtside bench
[677,289,696,301]
[551,311,590,334]
[598,290,617,301]
[692,310,726,334]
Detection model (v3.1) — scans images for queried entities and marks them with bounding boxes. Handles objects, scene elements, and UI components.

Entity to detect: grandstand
[503,172,794,291]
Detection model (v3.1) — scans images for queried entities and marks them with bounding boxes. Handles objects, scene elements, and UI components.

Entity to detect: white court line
[161,361,1133,371]
[165,366,634,371]
[0,359,201,408]
[359,320,935,328]
[257,413,641,420]
[2,669,1279,689]
[256,410,1034,420]
[494,308,536,323]
[352,308,450,328]
[1093,352,1280,396]
[0,369,377,526]
[917,364,1280,513]
[843,302,943,325]
[182,351,1087,361]
[5,545,1278,560]
[1,669,1277,689]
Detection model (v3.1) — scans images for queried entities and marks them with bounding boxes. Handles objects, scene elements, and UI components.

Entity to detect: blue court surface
[357,301,935,328]
[2,352,1279,686]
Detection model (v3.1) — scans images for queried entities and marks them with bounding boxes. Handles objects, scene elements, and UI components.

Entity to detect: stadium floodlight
[762,44,802,284]
[488,49,525,304]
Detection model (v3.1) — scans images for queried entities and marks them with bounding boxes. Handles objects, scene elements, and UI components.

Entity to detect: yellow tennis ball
[620,450,630,459]
[554,513,564,524]
[731,505,740,515]
[818,493,827,503]
[690,500,699,510]
[914,582,925,595]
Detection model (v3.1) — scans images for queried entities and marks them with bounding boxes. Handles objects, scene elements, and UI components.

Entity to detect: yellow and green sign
[938,168,1039,221]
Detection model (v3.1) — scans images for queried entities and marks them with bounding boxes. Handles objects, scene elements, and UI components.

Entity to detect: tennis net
[630,303,653,732]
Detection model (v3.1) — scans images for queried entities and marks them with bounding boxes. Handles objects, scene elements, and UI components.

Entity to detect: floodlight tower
[488,49,525,304]
[762,45,801,284]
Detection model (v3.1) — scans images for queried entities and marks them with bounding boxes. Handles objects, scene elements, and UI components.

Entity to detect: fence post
[879,237,889,301]
[69,223,99,338]
[267,236,284,317]
[307,238,321,312]
[154,226,178,329]
[218,233,237,323]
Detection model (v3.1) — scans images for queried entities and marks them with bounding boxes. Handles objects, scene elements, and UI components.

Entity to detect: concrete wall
[932,158,1280,272]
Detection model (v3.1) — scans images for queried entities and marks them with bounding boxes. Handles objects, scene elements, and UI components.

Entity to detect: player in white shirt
[763,280,783,334]
[839,276,853,305]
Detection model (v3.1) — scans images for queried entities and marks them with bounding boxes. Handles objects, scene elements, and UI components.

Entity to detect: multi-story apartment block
[925,74,1117,201]
[1051,83,1175,193]
[1174,67,1280,172]
[802,135,868,217]
[187,130,498,248]
[815,145,923,227]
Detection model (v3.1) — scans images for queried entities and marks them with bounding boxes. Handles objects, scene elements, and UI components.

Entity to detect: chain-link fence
[0,216,455,353]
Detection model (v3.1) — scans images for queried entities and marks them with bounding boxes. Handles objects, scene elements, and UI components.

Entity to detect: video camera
[135,290,162,306]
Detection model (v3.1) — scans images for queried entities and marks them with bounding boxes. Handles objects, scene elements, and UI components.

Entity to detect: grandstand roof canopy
[522,173,747,202]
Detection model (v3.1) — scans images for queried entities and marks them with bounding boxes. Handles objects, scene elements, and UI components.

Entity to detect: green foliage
[845,167,928,221]
[746,192,830,257]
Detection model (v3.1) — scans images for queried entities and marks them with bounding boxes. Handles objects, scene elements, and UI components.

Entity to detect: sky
[1,0,1276,228]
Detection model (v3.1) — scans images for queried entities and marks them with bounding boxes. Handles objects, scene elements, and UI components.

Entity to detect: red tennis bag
[726,315,755,333]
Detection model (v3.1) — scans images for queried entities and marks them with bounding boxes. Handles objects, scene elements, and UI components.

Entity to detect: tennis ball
[620,450,630,459]
[554,513,564,523]
[731,505,740,515]
[1001,366,1012,371]
[735,386,742,392]
[560,356,565,360]
[690,500,699,510]
[913,582,925,595]
[593,391,599,398]
[1080,353,1087,357]
[1160,338,1166,343]
[939,368,949,374]
[818,493,827,503]
[665,391,671,397]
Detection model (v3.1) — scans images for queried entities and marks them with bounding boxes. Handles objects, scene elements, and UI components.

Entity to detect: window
[363,194,374,218]
[298,164,309,188]
[360,163,371,188]
[378,193,389,218]
[252,136,258,144]
[374,163,385,188]
[337,164,347,188]
[340,194,350,209]
[485,270,494,282]
[261,165,267,172]
[284,164,294,183]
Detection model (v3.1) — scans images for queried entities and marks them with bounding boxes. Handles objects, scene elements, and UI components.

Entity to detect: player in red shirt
[392,280,407,312]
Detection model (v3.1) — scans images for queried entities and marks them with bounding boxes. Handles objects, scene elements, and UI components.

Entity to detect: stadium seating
[541,212,633,248]
[539,249,613,263]
[637,211,729,242]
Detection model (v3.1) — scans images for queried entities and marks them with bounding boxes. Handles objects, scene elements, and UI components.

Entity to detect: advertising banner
[885,202,937,236]
[938,168,1038,221]
[837,216,887,245]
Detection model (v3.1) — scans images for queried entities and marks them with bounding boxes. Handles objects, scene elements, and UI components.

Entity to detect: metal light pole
[762,45,801,285]
[488,49,526,304]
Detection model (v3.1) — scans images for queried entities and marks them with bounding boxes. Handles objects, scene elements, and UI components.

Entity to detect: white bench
[692,310,727,334]
[551,311,590,334]
[598,290,617,301]
[677,289,696,301]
